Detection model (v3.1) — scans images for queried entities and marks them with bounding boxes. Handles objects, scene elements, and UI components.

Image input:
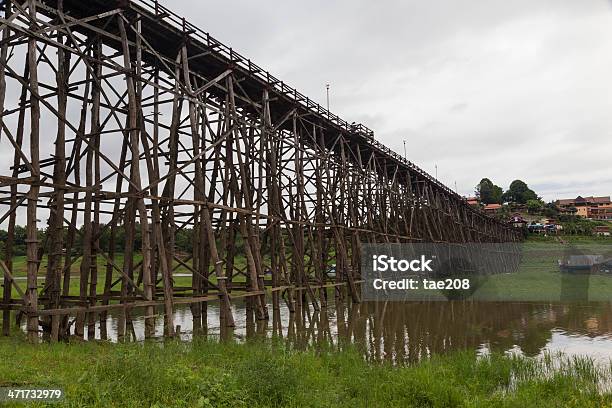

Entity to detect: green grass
[7,253,252,299]
[7,237,612,301]
[525,235,612,244]
[474,239,612,301]
[0,336,610,407]
[372,238,612,302]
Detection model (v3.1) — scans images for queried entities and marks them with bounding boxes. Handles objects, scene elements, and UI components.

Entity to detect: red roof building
[483,204,502,214]
[557,196,611,208]
[466,196,479,207]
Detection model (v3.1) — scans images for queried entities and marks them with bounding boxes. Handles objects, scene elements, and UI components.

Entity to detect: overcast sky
[168,0,612,201]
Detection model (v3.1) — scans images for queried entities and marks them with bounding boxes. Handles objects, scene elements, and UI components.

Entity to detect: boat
[558,255,612,274]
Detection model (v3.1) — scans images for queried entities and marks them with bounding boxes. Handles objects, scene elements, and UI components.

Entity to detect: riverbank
[1,337,611,407]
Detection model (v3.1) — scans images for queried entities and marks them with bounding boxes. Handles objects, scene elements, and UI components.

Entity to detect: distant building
[509,213,527,228]
[558,206,576,215]
[483,203,502,214]
[556,196,612,220]
[575,206,589,217]
[541,218,559,234]
[587,205,612,221]
[527,219,560,234]
[528,222,545,234]
[466,196,479,207]
[594,226,611,236]
[557,196,610,208]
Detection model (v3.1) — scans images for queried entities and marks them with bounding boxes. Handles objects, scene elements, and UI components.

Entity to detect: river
[67,299,612,364]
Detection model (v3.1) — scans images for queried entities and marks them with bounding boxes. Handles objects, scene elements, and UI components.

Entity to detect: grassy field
[0,336,611,407]
[6,236,612,301]
[364,237,612,302]
[7,253,251,299]
[475,237,612,301]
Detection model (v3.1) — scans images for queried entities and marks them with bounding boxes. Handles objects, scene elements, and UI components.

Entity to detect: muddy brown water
[44,299,612,364]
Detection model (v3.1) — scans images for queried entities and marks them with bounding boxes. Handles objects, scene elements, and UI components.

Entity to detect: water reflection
[59,299,612,364]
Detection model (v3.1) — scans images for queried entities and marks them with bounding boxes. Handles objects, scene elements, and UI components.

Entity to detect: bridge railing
[131,2,448,187]
[130,0,509,228]
[131,0,374,137]
[366,139,458,197]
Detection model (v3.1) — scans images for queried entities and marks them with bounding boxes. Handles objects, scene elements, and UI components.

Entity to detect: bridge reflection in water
[65,300,612,364]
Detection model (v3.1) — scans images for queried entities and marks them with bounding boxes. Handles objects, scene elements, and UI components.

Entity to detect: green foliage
[0,337,610,407]
[235,346,300,406]
[497,204,512,218]
[0,225,29,256]
[526,199,544,214]
[561,219,598,235]
[0,225,205,258]
[174,228,195,253]
[558,214,580,223]
[542,202,560,218]
[556,216,611,236]
[476,178,503,204]
[503,180,538,204]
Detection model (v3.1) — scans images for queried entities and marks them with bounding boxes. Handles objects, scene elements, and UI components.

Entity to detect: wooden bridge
[0,0,520,341]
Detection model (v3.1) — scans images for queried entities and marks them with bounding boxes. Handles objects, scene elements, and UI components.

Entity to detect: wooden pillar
[1,0,15,337]
[118,14,155,338]
[44,5,70,341]
[25,0,41,342]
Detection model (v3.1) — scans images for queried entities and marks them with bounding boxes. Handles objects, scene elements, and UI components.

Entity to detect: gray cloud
[1,0,610,215]
[169,0,612,201]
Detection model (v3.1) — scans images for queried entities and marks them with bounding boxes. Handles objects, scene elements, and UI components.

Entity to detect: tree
[476,178,503,204]
[502,180,538,204]
[526,199,544,214]
[542,202,559,218]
